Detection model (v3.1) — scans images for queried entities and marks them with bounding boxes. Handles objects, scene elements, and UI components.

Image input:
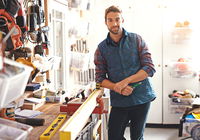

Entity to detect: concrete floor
[124,127,193,140]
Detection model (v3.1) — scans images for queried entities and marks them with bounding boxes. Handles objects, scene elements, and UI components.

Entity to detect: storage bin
[169,61,197,78]
[0,118,33,140]
[169,98,194,114]
[170,97,194,105]
[170,105,188,114]
[181,115,200,140]
[171,27,192,44]
[0,58,32,108]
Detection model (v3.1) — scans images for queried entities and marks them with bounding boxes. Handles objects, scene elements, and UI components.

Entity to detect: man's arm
[137,34,156,77]
[101,79,133,96]
[96,68,147,96]
[124,69,148,84]
[110,69,148,95]
[94,47,108,85]
[110,35,156,95]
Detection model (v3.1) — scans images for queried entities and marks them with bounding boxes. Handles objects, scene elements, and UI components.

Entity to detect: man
[94,5,156,140]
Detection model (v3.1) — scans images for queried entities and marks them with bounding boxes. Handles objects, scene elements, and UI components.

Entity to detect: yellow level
[40,114,67,140]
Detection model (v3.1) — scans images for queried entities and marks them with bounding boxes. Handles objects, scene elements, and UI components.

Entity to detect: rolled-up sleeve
[94,47,107,83]
[137,35,156,77]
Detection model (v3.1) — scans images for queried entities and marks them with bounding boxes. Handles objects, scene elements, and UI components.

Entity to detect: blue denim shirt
[94,29,156,107]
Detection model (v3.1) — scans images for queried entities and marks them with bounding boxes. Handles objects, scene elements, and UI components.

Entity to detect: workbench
[26,89,108,140]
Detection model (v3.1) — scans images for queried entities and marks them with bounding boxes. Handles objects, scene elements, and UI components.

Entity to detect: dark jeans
[108,102,151,140]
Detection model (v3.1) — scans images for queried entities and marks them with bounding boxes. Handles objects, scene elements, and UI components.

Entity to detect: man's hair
[105,5,122,22]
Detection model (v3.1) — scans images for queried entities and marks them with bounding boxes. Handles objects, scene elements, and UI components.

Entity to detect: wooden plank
[59,89,102,140]
[22,102,45,110]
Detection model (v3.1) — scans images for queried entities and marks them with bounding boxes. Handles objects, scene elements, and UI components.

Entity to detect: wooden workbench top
[28,103,68,140]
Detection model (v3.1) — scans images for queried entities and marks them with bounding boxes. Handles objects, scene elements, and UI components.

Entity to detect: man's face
[105,12,124,35]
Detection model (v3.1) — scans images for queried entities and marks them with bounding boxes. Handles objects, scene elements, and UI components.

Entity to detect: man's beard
[108,26,121,34]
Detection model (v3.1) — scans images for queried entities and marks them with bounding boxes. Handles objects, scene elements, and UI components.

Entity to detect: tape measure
[40,114,67,140]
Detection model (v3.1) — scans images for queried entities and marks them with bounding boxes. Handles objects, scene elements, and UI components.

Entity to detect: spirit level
[40,114,67,140]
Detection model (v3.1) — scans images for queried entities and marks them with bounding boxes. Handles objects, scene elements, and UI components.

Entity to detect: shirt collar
[106,28,128,45]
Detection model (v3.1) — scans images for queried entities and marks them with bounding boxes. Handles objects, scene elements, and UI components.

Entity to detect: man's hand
[113,79,133,95]
[113,79,129,94]
[121,86,133,96]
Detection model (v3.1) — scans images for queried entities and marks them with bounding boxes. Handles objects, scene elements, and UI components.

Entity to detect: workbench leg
[99,114,108,140]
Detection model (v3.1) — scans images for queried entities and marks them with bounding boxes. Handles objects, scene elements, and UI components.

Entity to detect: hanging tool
[0,8,23,51]
[16,57,39,80]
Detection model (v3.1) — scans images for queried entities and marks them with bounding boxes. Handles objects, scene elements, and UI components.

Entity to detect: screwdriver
[131,82,142,88]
